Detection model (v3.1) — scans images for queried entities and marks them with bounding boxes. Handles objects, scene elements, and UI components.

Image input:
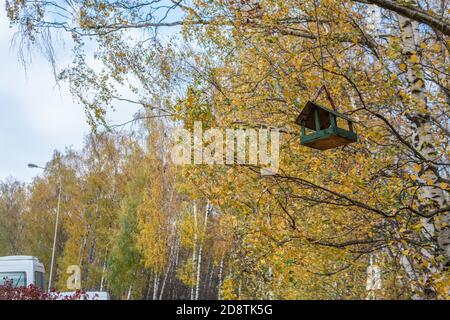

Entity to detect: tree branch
[355,0,450,36]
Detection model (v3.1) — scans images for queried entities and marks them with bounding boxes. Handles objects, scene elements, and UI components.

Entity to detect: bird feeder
[295,86,357,150]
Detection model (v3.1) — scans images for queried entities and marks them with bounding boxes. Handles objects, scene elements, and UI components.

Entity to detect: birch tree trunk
[195,202,211,300]
[268,267,274,300]
[217,255,224,300]
[146,273,153,300]
[238,279,242,299]
[398,8,449,297]
[99,246,109,292]
[159,237,177,300]
[126,283,133,300]
[152,272,160,300]
[99,257,107,291]
[207,261,214,298]
[191,201,198,300]
[366,254,382,299]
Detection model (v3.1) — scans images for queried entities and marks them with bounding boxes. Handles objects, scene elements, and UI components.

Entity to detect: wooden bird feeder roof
[295,101,354,130]
[294,86,358,150]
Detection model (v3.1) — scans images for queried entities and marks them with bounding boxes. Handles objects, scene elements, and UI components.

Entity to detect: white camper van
[0,256,45,291]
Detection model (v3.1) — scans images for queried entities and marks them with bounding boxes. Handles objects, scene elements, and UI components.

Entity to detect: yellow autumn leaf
[409,55,420,63]
[432,43,441,52]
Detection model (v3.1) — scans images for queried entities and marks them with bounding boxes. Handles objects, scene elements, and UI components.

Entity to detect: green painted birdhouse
[295,100,357,150]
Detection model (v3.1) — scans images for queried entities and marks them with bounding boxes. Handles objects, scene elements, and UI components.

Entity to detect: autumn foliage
[1,0,449,299]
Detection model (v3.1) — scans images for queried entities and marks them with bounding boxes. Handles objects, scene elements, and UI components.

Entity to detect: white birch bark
[191,201,198,300]
[366,254,382,299]
[238,279,242,299]
[126,283,133,300]
[195,202,211,300]
[217,255,224,300]
[152,272,159,300]
[206,260,214,298]
[146,275,153,300]
[159,237,177,300]
[99,257,107,291]
[398,8,449,296]
[398,243,422,299]
[174,236,180,268]
[268,267,274,300]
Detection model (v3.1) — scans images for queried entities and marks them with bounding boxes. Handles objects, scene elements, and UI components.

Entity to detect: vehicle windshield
[0,272,27,287]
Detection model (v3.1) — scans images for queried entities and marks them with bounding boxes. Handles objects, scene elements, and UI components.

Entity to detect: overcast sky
[0,9,138,183]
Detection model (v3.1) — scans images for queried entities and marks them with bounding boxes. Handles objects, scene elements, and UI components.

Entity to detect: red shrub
[0,280,93,300]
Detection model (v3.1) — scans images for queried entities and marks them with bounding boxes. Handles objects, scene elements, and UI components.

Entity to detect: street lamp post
[28,163,62,292]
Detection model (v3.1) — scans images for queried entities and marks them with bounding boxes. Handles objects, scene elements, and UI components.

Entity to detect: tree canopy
[2,0,449,299]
